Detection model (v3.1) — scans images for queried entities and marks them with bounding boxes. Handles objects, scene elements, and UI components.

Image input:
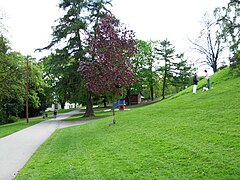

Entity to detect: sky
[0,0,229,73]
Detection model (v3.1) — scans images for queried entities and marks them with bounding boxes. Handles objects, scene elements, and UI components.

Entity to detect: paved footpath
[0,110,93,180]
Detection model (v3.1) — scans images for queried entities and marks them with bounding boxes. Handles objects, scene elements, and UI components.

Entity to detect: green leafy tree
[130,40,158,101]
[0,35,48,123]
[42,54,84,109]
[172,54,193,92]
[0,37,25,123]
[214,0,240,54]
[41,0,112,117]
[154,39,176,99]
[214,0,240,69]
[155,41,194,97]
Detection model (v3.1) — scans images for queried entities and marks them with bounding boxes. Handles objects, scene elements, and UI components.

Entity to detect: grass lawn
[15,68,240,179]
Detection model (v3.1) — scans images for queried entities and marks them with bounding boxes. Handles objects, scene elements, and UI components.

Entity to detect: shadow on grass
[64,113,111,122]
[65,100,165,123]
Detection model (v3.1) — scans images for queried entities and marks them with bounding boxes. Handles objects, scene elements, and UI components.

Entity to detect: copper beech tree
[79,14,137,124]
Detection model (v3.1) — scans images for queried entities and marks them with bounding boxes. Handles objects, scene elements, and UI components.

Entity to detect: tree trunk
[162,65,167,100]
[59,99,65,110]
[103,96,107,108]
[162,80,166,99]
[212,60,217,73]
[126,88,131,105]
[83,91,94,117]
[150,85,154,101]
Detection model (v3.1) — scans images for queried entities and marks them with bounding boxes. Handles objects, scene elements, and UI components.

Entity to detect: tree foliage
[214,0,240,68]
[172,54,193,92]
[154,40,175,99]
[41,0,112,117]
[154,39,193,99]
[0,35,47,124]
[79,14,136,94]
[214,0,240,54]
[130,40,160,101]
[79,14,136,124]
[0,37,25,123]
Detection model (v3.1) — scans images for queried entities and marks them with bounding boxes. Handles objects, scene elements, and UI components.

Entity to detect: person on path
[204,70,210,90]
[192,72,198,94]
[54,109,57,118]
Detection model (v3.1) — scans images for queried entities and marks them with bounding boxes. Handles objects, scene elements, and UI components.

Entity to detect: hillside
[16,68,240,179]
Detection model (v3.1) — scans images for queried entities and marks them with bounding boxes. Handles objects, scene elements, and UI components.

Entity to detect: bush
[7,116,20,123]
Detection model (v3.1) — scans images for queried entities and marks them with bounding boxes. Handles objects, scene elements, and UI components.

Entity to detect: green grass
[0,118,48,138]
[15,68,240,179]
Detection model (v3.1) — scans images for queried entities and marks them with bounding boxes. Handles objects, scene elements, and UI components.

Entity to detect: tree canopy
[79,14,136,94]
[40,0,113,117]
[0,35,47,124]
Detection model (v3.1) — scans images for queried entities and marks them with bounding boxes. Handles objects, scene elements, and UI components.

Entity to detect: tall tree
[154,39,175,99]
[172,54,193,92]
[0,36,25,123]
[0,52,25,123]
[79,14,136,123]
[189,13,225,73]
[214,0,240,67]
[40,0,112,117]
[214,0,240,53]
[0,25,49,124]
[84,0,112,117]
[42,53,84,109]
[130,40,157,101]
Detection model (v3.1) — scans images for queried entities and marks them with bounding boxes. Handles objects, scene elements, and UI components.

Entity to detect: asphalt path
[0,110,93,180]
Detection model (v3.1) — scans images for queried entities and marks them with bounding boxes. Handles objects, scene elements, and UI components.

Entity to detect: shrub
[7,116,20,123]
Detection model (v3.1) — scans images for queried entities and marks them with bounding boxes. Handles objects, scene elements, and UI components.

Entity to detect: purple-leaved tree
[79,14,137,124]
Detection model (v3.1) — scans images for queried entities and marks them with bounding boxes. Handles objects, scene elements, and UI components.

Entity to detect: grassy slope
[16,68,240,179]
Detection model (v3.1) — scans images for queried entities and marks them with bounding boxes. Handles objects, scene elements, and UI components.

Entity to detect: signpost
[26,56,29,124]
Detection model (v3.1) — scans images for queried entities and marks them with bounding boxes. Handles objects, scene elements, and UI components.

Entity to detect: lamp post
[26,56,29,124]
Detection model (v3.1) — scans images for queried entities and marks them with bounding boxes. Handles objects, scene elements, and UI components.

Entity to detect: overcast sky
[0,0,229,65]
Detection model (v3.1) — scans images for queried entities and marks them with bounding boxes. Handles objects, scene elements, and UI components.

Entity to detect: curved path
[0,110,93,180]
